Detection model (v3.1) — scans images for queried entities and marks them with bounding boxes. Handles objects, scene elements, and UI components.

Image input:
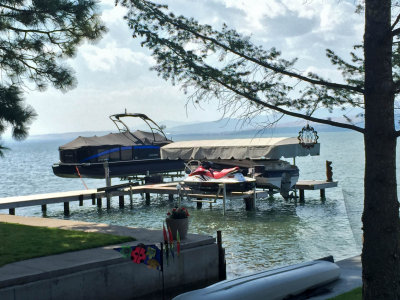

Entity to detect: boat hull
[52,159,185,179]
[173,258,340,300]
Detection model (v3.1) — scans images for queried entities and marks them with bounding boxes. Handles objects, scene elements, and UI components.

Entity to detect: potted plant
[166,207,189,240]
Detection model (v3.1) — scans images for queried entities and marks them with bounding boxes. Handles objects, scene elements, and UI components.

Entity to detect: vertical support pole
[320,189,326,199]
[107,197,111,209]
[168,194,174,201]
[104,161,111,187]
[129,185,133,205]
[217,230,227,281]
[326,160,333,182]
[64,202,70,215]
[97,197,102,208]
[79,194,83,206]
[91,194,96,205]
[252,185,256,209]
[299,189,305,203]
[223,183,227,216]
[176,183,182,207]
[244,197,254,210]
[9,208,15,215]
[104,161,111,206]
[41,204,47,213]
[119,195,124,208]
[145,193,150,205]
[197,199,203,209]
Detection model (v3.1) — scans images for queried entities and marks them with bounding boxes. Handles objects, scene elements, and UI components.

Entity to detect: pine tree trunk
[363,1,400,299]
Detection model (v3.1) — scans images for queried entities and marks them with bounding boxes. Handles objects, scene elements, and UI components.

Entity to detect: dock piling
[196,199,202,209]
[299,190,305,203]
[91,194,96,205]
[217,231,226,281]
[97,197,102,208]
[107,198,111,209]
[41,204,47,213]
[168,194,174,201]
[9,208,15,215]
[129,185,133,204]
[145,193,150,205]
[64,202,70,215]
[79,195,83,206]
[119,195,124,208]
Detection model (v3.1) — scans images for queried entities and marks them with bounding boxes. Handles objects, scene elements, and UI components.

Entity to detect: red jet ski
[184,163,255,192]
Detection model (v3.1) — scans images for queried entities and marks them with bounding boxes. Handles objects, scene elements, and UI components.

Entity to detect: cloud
[80,42,154,72]
[21,0,365,136]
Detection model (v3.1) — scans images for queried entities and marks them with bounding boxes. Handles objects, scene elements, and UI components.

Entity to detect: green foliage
[0,0,106,155]
[0,222,134,267]
[118,0,365,131]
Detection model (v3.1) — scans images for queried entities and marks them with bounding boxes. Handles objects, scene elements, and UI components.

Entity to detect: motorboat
[161,137,320,196]
[52,113,185,179]
[173,257,340,300]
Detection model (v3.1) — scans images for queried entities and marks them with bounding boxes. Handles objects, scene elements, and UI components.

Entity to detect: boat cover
[160,137,319,160]
[59,130,171,150]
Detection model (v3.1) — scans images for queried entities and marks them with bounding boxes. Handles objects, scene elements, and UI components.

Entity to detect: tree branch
[144,2,365,94]
[392,13,400,30]
[212,74,365,133]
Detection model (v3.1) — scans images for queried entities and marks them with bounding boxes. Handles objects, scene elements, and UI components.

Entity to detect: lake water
[0,130,388,278]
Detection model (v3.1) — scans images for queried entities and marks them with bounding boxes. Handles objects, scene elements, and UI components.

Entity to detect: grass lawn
[0,222,135,267]
[328,287,362,300]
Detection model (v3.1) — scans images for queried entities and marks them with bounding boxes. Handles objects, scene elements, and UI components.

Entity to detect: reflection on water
[0,132,366,278]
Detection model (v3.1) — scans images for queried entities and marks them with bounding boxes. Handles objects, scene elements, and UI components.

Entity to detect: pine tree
[0,0,106,155]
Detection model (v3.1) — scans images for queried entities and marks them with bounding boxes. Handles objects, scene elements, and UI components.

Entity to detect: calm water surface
[1,130,389,278]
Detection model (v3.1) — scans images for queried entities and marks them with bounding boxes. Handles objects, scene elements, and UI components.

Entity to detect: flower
[167,207,189,219]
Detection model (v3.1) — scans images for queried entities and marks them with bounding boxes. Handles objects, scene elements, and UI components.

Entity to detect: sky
[16,0,364,136]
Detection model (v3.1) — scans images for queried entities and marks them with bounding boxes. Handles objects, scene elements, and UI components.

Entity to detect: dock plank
[295,180,338,190]
[0,189,103,209]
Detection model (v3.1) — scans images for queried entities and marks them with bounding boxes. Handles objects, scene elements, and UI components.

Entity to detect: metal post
[176,183,182,207]
[223,183,227,216]
[104,161,111,205]
[252,185,256,209]
[119,195,124,208]
[129,185,133,204]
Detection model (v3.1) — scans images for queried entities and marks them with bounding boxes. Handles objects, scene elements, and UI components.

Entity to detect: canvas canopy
[160,137,320,160]
[59,130,171,150]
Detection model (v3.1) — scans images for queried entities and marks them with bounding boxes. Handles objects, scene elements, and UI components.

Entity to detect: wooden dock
[0,180,338,216]
[295,180,338,202]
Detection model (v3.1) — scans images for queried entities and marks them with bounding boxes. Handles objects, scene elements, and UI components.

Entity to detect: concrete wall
[0,243,219,300]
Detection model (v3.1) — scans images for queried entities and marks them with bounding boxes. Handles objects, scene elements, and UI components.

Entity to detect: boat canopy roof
[160,137,320,160]
[59,130,171,150]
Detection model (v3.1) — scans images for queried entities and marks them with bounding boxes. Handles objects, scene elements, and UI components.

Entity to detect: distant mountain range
[25,115,362,141]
